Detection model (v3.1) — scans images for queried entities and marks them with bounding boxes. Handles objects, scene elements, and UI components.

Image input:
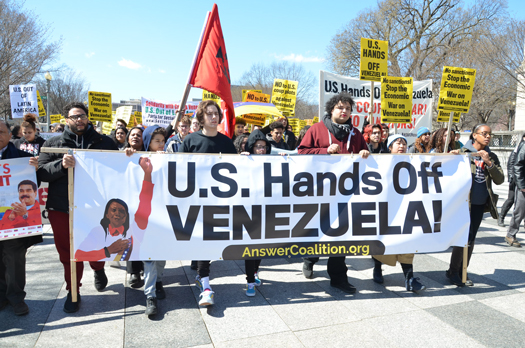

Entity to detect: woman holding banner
[372,134,426,293]
[429,128,456,153]
[13,113,45,156]
[446,124,503,286]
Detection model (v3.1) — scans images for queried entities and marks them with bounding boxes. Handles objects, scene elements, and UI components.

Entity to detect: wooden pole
[462,242,468,283]
[67,149,77,302]
[443,111,454,154]
[369,81,374,125]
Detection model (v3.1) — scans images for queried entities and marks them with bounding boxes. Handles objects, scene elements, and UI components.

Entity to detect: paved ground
[1,180,525,348]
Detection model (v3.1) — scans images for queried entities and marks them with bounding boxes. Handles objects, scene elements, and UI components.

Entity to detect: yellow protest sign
[242,114,265,126]
[50,114,61,124]
[88,91,112,122]
[300,120,307,129]
[102,122,113,135]
[305,119,313,126]
[438,66,476,114]
[202,90,221,103]
[271,79,298,113]
[242,89,262,102]
[245,91,271,103]
[134,111,142,125]
[36,91,46,117]
[380,76,413,123]
[313,117,319,124]
[360,38,388,82]
[437,110,461,123]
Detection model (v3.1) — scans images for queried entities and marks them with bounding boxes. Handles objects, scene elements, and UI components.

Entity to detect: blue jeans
[143,261,166,298]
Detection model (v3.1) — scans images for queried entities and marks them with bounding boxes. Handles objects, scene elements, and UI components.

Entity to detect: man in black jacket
[0,119,41,316]
[499,134,525,226]
[506,134,525,248]
[38,102,118,313]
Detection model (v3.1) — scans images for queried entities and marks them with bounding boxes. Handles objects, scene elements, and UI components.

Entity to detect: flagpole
[174,11,211,128]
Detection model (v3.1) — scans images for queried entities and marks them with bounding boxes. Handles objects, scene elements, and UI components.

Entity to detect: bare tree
[0,0,62,118]
[35,67,90,117]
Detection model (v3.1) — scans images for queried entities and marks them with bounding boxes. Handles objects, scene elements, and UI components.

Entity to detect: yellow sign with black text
[88,91,112,122]
[271,79,298,113]
[202,90,221,103]
[245,91,271,103]
[438,66,476,113]
[242,114,265,126]
[242,90,262,102]
[437,110,461,123]
[50,114,61,124]
[360,38,388,82]
[380,77,413,123]
[36,91,46,117]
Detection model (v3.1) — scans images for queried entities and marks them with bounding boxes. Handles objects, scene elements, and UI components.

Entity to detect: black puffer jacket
[37,125,118,213]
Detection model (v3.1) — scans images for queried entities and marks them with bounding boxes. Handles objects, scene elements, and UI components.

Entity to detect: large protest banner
[141,97,200,127]
[0,158,43,240]
[9,84,38,118]
[72,151,471,261]
[320,71,432,143]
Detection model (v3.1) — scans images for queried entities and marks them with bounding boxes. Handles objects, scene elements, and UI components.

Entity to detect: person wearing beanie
[408,127,431,153]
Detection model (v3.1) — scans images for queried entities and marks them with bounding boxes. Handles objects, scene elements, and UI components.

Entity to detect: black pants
[449,204,485,272]
[245,259,262,283]
[500,181,516,219]
[0,238,28,305]
[303,256,348,282]
[127,261,143,274]
[197,261,211,278]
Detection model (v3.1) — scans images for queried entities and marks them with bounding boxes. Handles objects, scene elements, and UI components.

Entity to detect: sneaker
[94,269,108,292]
[254,273,262,287]
[129,273,143,288]
[246,283,256,297]
[445,270,465,287]
[505,235,522,247]
[13,301,29,316]
[330,281,357,294]
[198,290,215,306]
[373,266,384,284]
[195,275,203,292]
[156,281,166,300]
[145,297,157,316]
[465,278,474,287]
[406,277,426,292]
[63,292,81,313]
[497,217,505,227]
[302,261,313,279]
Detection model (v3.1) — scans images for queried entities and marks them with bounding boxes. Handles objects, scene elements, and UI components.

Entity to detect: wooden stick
[369,81,374,125]
[67,149,77,302]
[443,111,454,154]
[462,243,468,283]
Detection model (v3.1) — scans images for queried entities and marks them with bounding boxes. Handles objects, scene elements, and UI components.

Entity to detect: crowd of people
[0,91,518,319]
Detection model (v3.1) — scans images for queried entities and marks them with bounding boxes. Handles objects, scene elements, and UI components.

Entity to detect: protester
[179,100,236,306]
[165,115,191,153]
[408,127,431,153]
[266,121,289,150]
[0,120,41,316]
[278,116,297,150]
[454,130,464,149]
[446,124,503,286]
[37,102,118,313]
[13,113,46,156]
[190,117,200,133]
[233,133,249,154]
[232,117,246,143]
[54,124,65,133]
[381,123,390,147]
[298,92,369,294]
[125,127,145,151]
[111,126,128,150]
[429,128,456,153]
[10,125,22,140]
[239,129,268,296]
[363,124,388,153]
[372,134,426,293]
[499,134,525,226]
[505,132,525,247]
[295,125,310,148]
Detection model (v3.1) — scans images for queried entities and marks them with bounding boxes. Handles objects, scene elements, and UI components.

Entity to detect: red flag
[189,4,234,137]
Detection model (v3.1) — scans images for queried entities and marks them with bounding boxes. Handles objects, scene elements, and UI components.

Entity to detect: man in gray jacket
[506,136,525,247]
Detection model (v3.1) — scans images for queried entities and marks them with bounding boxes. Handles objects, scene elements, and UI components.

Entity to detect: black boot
[373,257,384,284]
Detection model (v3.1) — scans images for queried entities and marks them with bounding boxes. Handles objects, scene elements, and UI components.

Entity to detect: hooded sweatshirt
[245,129,270,154]
[13,134,46,156]
[142,125,161,151]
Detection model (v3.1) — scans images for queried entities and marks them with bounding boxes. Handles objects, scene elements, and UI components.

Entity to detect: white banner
[320,71,433,144]
[72,152,471,261]
[141,97,200,127]
[0,158,43,240]
[9,84,39,118]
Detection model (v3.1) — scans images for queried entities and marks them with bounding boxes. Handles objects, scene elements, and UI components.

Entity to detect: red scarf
[108,225,124,236]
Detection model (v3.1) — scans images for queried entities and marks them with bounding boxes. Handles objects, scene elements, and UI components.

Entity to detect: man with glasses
[165,115,192,153]
[366,124,388,153]
[297,92,369,294]
[38,102,118,313]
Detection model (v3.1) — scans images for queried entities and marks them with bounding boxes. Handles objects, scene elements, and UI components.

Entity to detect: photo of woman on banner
[75,156,154,262]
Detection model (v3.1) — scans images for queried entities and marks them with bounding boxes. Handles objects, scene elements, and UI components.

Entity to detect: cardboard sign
[245,91,271,103]
[202,90,221,102]
[360,38,388,82]
[9,84,38,118]
[242,89,262,102]
[241,114,265,126]
[115,106,133,125]
[271,79,298,113]
[380,77,413,124]
[36,91,46,117]
[134,111,142,125]
[50,114,62,124]
[88,91,112,122]
[437,66,476,114]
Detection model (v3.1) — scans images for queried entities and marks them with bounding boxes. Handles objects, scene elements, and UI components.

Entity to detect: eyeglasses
[68,114,88,121]
[476,131,492,137]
